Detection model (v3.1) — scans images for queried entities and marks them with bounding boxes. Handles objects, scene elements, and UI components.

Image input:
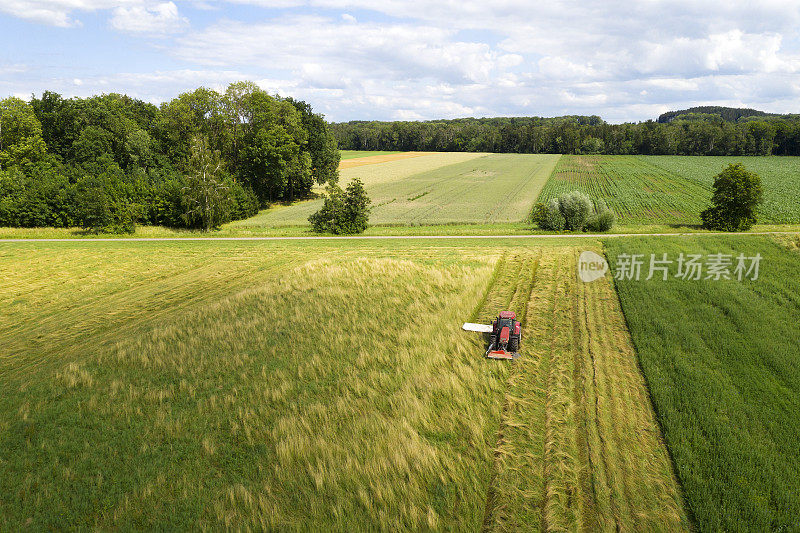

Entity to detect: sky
[2,1,800,123]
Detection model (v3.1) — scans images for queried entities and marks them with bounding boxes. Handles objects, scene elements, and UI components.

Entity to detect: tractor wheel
[489,335,497,349]
[509,336,520,352]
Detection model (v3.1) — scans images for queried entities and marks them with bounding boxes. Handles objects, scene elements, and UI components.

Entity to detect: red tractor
[462,311,521,360]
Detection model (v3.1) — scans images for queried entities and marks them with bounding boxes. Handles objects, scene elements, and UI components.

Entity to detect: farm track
[478,248,688,531]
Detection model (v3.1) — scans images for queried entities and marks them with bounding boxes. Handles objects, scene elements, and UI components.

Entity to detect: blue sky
[2,1,800,123]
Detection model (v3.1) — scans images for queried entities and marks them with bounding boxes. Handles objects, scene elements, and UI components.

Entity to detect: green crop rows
[643,156,800,223]
[537,155,712,225]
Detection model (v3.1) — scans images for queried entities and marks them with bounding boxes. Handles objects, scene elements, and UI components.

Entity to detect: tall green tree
[701,163,764,231]
[0,97,48,170]
[181,136,231,231]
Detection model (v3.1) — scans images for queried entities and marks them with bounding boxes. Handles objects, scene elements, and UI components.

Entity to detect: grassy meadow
[235,153,558,227]
[0,236,690,530]
[605,235,800,531]
[0,239,511,529]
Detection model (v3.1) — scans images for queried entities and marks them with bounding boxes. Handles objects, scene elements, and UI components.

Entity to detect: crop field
[537,155,712,225]
[0,237,687,530]
[539,155,800,226]
[239,153,559,227]
[605,235,800,531]
[339,150,402,160]
[642,156,800,223]
[338,151,435,169]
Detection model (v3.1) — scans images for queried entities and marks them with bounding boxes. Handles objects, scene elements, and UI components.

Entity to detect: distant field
[537,155,711,225]
[538,155,800,226]
[606,235,800,531]
[339,150,402,160]
[237,153,559,227]
[642,156,800,223]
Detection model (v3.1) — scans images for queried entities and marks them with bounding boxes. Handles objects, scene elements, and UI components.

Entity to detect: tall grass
[605,235,800,531]
[0,239,515,529]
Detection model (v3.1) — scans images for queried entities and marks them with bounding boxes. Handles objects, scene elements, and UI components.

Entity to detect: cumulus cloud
[0,0,141,27]
[3,0,800,121]
[109,2,188,34]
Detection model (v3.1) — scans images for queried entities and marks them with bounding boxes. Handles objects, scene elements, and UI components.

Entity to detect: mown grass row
[605,235,800,531]
[479,247,687,531]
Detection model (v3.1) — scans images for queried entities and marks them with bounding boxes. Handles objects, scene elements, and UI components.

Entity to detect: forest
[0,82,339,232]
[331,111,800,156]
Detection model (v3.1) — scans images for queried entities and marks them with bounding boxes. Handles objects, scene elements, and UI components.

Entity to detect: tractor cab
[462,310,522,360]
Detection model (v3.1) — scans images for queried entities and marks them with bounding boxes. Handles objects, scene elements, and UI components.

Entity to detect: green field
[339,150,403,159]
[643,156,800,223]
[537,155,712,225]
[236,153,559,227]
[538,155,800,226]
[0,237,687,530]
[605,235,800,531]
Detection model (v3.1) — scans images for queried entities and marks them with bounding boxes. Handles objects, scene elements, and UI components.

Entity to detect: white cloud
[0,0,141,27]
[109,2,188,34]
[3,0,800,121]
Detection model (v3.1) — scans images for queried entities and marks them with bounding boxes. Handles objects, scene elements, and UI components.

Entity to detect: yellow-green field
[235,153,559,227]
[0,238,685,530]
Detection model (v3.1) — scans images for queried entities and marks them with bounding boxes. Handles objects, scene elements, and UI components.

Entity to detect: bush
[533,193,614,232]
[701,163,763,231]
[560,191,593,230]
[533,199,566,231]
[309,177,371,234]
[586,198,615,232]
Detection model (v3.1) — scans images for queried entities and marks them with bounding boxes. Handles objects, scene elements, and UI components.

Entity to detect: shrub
[534,193,615,232]
[559,191,593,231]
[701,163,763,231]
[542,199,566,231]
[586,198,615,232]
[309,177,371,234]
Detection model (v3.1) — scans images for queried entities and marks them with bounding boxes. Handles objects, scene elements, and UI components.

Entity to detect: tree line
[0,81,339,232]
[331,114,800,156]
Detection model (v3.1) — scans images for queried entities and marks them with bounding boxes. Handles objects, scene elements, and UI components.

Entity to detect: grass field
[0,236,687,530]
[605,235,800,531]
[241,153,559,227]
[643,156,800,223]
[0,239,511,529]
[339,150,402,160]
[539,155,800,226]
